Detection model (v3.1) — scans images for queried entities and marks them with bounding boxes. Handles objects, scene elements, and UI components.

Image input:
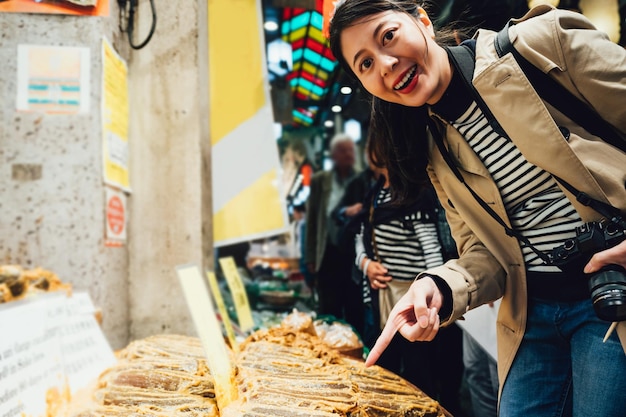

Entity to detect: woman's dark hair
[329,0,460,204]
[368,99,431,204]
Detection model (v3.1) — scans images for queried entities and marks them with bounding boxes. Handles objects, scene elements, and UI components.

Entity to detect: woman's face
[339,9,451,107]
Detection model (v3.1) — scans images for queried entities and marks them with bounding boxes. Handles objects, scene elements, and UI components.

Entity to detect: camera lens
[563,239,576,251]
[605,223,620,236]
[588,266,626,322]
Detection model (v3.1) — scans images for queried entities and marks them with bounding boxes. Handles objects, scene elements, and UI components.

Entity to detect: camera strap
[437,40,626,265]
[428,117,552,265]
[546,176,625,229]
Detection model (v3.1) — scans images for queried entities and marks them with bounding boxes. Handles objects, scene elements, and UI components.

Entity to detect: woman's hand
[365,277,443,366]
[584,239,626,274]
[365,260,392,289]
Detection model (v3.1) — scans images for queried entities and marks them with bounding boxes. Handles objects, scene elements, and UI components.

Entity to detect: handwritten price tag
[219,257,254,332]
[206,271,238,352]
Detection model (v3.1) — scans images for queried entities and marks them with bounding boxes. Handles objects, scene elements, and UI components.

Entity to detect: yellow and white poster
[209,0,289,247]
[16,44,90,114]
[101,38,130,192]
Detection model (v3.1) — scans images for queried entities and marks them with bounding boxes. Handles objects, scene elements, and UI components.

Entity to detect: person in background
[305,133,359,323]
[285,140,315,218]
[463,323,499,417]
[354,157,464,414]
[329,1,626,415]
[331,143,380,336]
[292,204,315,291]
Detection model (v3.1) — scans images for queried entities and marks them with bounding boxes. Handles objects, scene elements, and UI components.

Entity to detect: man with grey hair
[305,133,359,321]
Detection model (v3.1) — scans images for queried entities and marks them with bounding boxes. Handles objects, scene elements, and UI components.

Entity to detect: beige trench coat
[420,5,626,390]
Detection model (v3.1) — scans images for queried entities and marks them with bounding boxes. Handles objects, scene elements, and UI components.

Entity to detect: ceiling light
[324,120,334,128]
[344,119,361,142]
[340,86,352,95]
[264,21,279,32]
[331,105,342,113]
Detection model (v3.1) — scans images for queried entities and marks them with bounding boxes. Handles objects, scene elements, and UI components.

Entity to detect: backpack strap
[444,42,508,138]
[495,22,625,153]
[427,118,553,264]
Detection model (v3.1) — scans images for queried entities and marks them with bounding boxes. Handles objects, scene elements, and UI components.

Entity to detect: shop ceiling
[262,0,625,131]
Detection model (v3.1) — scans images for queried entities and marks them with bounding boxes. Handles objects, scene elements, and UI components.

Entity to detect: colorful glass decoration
[282,0,338,125]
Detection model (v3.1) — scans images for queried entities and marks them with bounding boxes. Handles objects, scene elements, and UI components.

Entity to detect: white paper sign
[176,265,237,410]
[455,299,501,360]
[58,293,117,390]
[16,44,90,114]
[0,292,116,417]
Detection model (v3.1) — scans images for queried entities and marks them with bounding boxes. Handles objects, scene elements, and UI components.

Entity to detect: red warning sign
[105,188,126,242]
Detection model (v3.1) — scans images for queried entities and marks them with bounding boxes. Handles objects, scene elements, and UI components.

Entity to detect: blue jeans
[499,297,626,417]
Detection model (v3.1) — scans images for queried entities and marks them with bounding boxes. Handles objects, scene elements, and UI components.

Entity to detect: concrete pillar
[127,0,212,341]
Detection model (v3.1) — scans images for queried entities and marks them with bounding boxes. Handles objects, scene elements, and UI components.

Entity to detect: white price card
[176,264,237,411]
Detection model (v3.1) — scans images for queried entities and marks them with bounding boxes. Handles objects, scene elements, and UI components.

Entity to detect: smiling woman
[329,1,626,416]
[338,8,451,107]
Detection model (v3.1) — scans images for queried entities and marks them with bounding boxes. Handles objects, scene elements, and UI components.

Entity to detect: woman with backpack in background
[353,154,465,414]
[328,1,626,415]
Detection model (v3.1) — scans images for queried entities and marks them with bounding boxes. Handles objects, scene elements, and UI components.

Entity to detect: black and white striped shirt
[375,188,444,278]
[450,102,583,272]
[357,187,445,304]
[357,187,444,281]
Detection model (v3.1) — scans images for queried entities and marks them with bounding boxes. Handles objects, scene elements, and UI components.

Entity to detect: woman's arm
[365,167,506,366]
[556,10,626,135]
[354,224,367,269]
[355,222,392,289]
[421,165,506,324]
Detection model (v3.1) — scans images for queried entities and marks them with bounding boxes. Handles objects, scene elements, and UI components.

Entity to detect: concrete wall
[0,2,211,348]
[0,10,131,349]
[126,0,211,341]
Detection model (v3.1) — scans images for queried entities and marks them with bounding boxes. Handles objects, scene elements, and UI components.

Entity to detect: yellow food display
[63,327,445,417]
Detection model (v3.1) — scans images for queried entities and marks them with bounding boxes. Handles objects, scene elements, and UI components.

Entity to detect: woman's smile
[393,65,419,92]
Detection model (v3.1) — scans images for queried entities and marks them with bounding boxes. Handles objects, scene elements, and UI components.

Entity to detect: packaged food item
[0,265,72,303]
[62,320,446,416]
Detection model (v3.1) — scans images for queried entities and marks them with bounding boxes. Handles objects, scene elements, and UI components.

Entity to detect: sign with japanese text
[0,292,116,417]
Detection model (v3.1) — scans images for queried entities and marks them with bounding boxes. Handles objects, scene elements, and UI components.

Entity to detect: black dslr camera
[550,219,626,322]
